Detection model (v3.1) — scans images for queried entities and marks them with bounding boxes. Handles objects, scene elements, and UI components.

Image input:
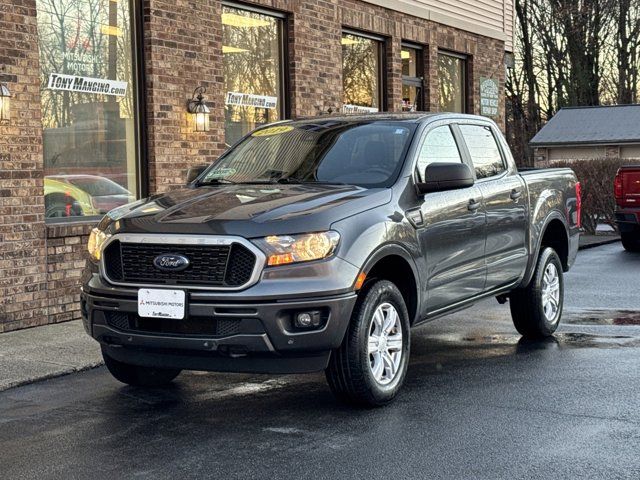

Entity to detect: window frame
[38,0,147,224]
[341,28,387,112]
[401,41,425,112]
[221,1,290,145]
[437,50,468,114]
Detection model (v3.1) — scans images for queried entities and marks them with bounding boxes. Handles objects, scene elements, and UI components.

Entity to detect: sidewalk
[0,321,102,391]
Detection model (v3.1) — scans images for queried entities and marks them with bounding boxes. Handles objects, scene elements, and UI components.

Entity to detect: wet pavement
[1,243,639,479]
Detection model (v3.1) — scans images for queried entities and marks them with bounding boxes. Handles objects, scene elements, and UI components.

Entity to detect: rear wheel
[510,247,564,339]
[621,231,640,252]
[102,347,181,387]
[325,280,410,407]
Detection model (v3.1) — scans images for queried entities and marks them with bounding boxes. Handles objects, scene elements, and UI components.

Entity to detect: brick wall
[1,0,506,332]
[45,224,92,325]
[0,0,47,333]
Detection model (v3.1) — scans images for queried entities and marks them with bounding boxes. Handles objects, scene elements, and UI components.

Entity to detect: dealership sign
[342,104,379,114]
[480,77,499,117]
[225,92,278,109]
[47,73,128,97]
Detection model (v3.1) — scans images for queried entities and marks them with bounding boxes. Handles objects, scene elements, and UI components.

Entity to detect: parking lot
[1,242,639,480]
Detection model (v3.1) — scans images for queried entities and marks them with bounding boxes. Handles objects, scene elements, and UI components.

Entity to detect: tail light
[614,171,623,200]
[575,181,582,229]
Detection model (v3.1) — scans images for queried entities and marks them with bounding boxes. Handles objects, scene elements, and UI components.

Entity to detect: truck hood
[109,184,391,237]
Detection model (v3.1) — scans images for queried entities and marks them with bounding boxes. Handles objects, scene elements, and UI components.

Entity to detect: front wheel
[102,347,181,387]
[325,280,410,407]
[510,247,564,339]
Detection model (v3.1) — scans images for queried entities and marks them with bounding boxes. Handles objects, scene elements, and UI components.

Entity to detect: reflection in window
[36,0,139,220]
[417,126,462,181]
[342,33,382,113]
[223,6,283,146]
[438,53,466,113]
[459,125,506,179]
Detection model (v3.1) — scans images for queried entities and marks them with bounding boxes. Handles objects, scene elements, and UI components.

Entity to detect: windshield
[200,121,416,187]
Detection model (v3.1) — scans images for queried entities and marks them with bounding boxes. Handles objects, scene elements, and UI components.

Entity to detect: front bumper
[615,208,640,233]
[81,274,357,374]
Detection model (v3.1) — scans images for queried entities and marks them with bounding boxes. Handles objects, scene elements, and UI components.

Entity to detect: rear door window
[416,125,462,182]
[459,124,505,179]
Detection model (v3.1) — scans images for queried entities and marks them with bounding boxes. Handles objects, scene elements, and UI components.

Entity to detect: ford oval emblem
[153,253,190,272]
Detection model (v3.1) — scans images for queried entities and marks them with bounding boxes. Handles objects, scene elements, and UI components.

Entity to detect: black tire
[621,232,640,252]
[510,247,564,339]
[102,346,181,387]
[325,280,410,407]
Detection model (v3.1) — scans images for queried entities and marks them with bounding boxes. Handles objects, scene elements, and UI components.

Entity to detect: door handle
[510,189,522,201]
[467,199,481,212]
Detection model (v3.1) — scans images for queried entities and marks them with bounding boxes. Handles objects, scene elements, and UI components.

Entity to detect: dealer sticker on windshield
[138,289,186,319]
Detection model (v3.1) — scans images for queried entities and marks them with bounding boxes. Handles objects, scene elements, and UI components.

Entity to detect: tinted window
[201,122,415,188]
[459,125,505,179]
[417,126,462,181]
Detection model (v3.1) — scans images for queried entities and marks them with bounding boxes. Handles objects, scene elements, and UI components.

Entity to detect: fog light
[295,311,321,328]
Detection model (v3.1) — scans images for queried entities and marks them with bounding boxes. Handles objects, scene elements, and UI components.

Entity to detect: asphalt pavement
[1,242,639,480]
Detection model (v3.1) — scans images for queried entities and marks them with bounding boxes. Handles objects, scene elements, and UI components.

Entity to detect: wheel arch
[360,244,421,325]
[522,213,570,287]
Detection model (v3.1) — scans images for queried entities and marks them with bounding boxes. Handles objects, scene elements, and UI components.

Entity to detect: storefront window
[342,32,382,113]
[223,5,284,146]
[36,0,140,220]
[438,52,467,113]
[401,44,423,112]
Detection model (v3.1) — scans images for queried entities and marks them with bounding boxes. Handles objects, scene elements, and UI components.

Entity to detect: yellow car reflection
[44,174,135,218]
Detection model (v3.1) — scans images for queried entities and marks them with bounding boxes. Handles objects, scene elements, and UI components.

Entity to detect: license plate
[138,288,186,320]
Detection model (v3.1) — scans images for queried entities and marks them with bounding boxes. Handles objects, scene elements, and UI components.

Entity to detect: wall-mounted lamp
[187,86,210,132]
[0,83,10,122]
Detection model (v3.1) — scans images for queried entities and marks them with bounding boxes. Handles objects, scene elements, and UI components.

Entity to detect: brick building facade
[1,0,513,332]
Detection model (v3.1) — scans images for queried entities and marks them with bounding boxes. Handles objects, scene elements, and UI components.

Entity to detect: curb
[0,362,104,393]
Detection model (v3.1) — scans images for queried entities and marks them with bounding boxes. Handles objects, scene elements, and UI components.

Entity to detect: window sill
[46,220,97,239]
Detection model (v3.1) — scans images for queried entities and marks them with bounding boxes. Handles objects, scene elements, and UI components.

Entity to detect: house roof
[529,104,640,147]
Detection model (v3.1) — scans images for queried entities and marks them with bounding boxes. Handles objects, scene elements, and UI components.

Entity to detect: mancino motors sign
[46,73,128,97]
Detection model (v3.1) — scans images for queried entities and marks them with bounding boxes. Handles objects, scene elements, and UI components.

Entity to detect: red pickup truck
[615,165,640,252]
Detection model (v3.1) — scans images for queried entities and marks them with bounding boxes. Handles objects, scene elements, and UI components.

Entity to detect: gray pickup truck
[81,113,580,406]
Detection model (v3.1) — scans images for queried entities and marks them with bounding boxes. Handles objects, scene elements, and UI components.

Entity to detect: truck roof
[289,112,490,124]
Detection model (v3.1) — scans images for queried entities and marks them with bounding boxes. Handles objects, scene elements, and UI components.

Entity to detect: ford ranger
[81,113,580,406]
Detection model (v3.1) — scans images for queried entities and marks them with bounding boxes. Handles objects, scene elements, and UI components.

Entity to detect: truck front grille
[103,240,256,288]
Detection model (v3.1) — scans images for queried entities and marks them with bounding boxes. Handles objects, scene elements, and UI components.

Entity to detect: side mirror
[186,165,208,184]
[416,162,474,194]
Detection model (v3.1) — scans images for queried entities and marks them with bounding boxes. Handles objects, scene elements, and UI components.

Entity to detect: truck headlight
[87,227,111,262]
[253,231,340,266]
